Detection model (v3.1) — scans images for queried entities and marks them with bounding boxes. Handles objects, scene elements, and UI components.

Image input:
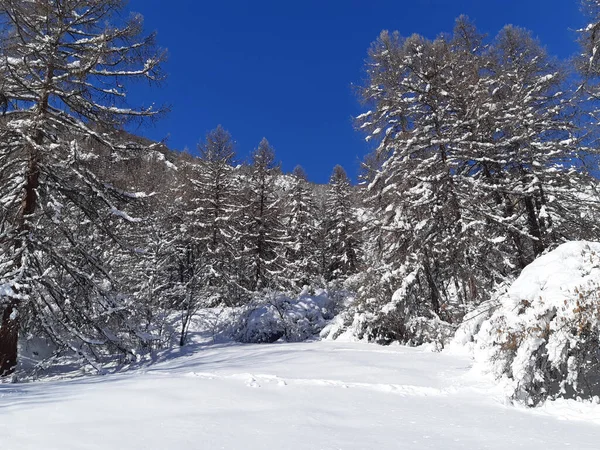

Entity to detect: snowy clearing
[2,341,600,450]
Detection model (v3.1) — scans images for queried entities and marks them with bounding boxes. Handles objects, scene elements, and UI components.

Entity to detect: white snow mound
[471,241,600,405]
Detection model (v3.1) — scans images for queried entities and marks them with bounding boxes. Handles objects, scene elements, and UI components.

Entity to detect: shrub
[233,289,334,344]
[472,241,600,405]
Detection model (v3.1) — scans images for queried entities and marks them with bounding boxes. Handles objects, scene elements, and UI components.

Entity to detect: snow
[0,284,14,298]
[462,241,600,404]
[2,340,600,449]
[499,241,600,306]
[109,206,142,223]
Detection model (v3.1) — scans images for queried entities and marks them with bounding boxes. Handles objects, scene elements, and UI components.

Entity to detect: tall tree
[190,125,242,304]
[239,138,288,292]
[354,17,599,344]
[325,165,360,281]
[357,28,466,321]
[577,0,600,172]
[0,0,165,375]
[463,25,598,270]
[284,165,319,288]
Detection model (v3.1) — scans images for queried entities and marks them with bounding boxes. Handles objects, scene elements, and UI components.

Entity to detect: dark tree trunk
[423,255,441,315]
[179,323,186,347]
[0,132,42,377]
[504,194,528,270]
[524,195,545,257]
[0,301,19,376]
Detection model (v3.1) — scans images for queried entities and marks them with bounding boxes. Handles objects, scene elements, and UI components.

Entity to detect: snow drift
[463,241,600,405]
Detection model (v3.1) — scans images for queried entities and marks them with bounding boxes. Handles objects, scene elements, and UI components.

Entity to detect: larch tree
[188,125,242,305]
[0,0,165,375]
[460,24,600,278]
[325,165,360,281]
[579,0,600,99]
[356,28,466,332]
[116,150,181,349]
[239,138,288,293]
[354,16,600,345]
[577,0,600,173]
[284,165,319,288]
[165,152,211,347]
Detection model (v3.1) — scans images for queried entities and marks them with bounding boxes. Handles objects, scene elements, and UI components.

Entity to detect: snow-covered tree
[576,0,600,179]
[325,165,360,281]
[115,151,182,349]
[239,138,288,292]
[189,125,243,305]
[0,0,165,375]
[473,25,593,263]
[578,0,600,99]
[353,17,600,345]
[283,165,319,288]
[356,27,467,332]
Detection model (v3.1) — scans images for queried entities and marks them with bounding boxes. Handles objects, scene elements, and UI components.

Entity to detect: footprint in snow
[246,376,261,388]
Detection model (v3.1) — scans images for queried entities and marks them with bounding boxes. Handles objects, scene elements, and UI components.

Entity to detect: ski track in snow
[1,341,600,450]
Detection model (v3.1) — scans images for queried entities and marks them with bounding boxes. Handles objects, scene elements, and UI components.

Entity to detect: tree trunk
[524,195,545,257]
[179,322,186,347]
[423,255,441,315]
[0,129,42,377]
[0,56,52,377]
[0,301,19,376]
[504,194,528,270]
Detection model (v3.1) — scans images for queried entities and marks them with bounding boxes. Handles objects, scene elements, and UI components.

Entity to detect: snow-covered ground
[2,340,600,450]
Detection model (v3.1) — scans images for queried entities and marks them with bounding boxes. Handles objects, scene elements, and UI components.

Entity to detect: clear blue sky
[126,0,584,183]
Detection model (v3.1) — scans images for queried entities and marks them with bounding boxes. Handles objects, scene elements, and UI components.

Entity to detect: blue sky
[126,0,584,183]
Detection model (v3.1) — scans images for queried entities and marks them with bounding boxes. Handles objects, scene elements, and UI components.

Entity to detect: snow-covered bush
[472,241,600,405]
[449,283,512,353]
[233,289,335,344]
[325,266,455,348]
[333,309,455,348]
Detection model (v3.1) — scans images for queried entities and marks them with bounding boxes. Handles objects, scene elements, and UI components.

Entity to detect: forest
[2,0,600,408]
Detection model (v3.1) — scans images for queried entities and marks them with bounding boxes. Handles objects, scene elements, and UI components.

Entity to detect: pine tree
[0,0,165,375]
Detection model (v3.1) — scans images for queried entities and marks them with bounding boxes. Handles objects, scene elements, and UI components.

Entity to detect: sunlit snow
[1,340,599,450]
